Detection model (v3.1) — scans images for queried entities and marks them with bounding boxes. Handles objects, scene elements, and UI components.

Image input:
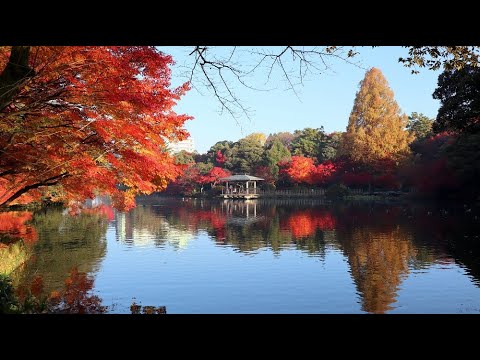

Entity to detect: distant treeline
[168,67,480,202]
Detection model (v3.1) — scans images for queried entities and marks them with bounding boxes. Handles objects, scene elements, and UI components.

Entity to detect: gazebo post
[254,181,256,194]
[246,181,249,194]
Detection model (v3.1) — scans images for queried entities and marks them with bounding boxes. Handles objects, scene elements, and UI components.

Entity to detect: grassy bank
[0,241,31,276]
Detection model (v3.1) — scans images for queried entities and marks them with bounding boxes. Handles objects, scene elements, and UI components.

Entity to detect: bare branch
[172,46,365,123]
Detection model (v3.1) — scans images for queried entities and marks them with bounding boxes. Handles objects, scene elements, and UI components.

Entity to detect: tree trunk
[0,46,33,111]
[0,172,69,207]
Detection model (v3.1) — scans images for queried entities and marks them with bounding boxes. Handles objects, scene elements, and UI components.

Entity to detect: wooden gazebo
[220,174,264,199]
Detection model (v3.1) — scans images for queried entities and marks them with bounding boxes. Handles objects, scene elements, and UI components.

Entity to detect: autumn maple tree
[215,150,226,166]
[0,46,191,210]
[311,161,337,185]
[199,167,231,188]
[280,156,316,185]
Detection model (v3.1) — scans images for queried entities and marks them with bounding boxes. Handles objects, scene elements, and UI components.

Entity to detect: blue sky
[160,46,441,153]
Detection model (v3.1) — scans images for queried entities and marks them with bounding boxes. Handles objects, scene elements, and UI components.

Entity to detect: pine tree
[341,68,413,166]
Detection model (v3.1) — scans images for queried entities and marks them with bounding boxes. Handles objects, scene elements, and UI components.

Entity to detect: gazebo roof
[220,174,264,182]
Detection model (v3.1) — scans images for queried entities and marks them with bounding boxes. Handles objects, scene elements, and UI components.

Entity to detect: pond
[2,197,480,313]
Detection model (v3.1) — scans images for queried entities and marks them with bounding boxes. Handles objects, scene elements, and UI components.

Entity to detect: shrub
[0,275,19,314]
[325,184,350,200]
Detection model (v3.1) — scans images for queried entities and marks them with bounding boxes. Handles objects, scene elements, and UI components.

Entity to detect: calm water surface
[4,197,480,313]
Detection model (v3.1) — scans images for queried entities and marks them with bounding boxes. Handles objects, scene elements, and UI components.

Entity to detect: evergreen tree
[407,112,434,140]
[433,65,480,134]
[265,139,291,177]
[290,127,326,160]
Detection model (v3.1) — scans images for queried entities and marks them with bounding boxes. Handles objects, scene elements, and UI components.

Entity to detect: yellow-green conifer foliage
[341,68,413,165]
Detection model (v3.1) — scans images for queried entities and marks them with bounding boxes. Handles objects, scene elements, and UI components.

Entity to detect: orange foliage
[284,210,336,238]
[15,268,107,313]
[342,67,413,164]
[48,268,106,314]
[0,211,37,244]
[177,208,227,231]
[30,276,44,298]
[0,183,42,206]
[198,167,231,187]
[81,204,115,221]
[340,226,416,314]
[281,156,316,185]
[0,46,191,210]
[311,161,337,185]
[281,157,339,186]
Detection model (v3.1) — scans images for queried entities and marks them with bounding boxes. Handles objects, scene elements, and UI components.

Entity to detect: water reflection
[116,207,195,249]
[9,207,108,295]
[1,197,480,313]
[131,198,480,313]
[335,207,418,313]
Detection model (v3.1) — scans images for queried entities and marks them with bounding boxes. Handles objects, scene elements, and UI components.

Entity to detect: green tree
[230,137,265,173]
[291,127,341,162]
[206,141,234,168]
[290,128,326,160]
[320,132,342,161]
[174,151,195,165]
[447,133,480,198]
[407,112,433,140]
[433,66,480,134]
[341,67,413,165]
[398,46,480,73]
[265,139,291,178]
[195,162,214,176]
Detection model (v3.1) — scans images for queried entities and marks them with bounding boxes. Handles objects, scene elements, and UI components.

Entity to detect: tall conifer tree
[341,68,413,166]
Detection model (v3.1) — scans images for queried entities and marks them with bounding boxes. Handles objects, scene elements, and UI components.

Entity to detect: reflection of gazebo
[221,200,264,225]
[220,174,264,199]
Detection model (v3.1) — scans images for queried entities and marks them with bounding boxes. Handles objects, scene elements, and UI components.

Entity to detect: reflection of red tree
[214,227,227,242]
[81,204,115,221]
[17,268,107,314]
[283,210,336,239]
[53,268,105,314]
[174,205,250,242]
[197,211,227,238]
[175,207,227,240]
[0,211,37,244]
